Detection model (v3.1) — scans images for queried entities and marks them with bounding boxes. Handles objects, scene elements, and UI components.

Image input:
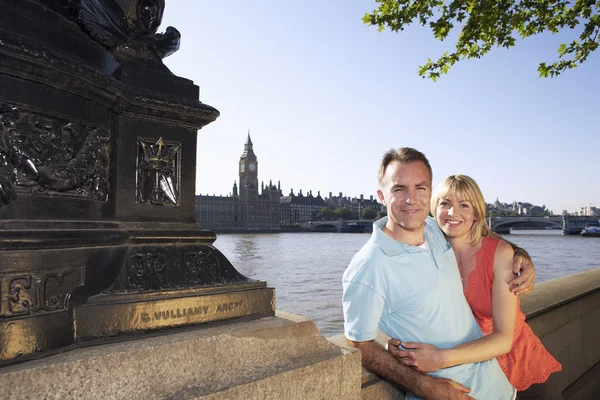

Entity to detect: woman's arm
[388,241,518,372]
[444,240,518,364]
[491,232,536,296]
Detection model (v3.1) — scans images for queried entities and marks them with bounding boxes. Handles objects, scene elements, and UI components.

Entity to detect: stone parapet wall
[1,311,361,400]
[328,268,600,399]
[524,268,600,399]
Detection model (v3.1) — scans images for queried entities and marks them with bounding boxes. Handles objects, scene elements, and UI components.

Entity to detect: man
[343,148,535,399]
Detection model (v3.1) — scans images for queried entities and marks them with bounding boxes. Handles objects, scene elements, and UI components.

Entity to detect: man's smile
[401,209,422,214]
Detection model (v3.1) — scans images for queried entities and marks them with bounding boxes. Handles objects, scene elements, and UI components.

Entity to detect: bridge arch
[489,217,562,234]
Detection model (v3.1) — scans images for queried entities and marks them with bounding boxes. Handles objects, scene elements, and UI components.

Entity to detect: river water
[214,230,599,337]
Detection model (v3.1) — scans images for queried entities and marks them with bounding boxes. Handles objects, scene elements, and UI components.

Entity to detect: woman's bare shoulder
[494,239,515,265]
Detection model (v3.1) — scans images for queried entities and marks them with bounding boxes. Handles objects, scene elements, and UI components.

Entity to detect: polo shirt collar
[372,217,429,256]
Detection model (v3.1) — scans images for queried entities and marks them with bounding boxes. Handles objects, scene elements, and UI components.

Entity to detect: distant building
[325,192,353,209]
[195,134,280,232]
[576,206,599,216]
[280,190,326,224]
[486,199,550,216]
[195,134,386,229]
[528,206,544,217]
[325,192,382,219]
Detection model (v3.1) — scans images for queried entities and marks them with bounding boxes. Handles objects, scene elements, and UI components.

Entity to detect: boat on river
[338,222,365,233]
[580,226,600,237]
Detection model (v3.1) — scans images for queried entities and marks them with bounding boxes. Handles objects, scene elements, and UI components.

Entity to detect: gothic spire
[241,129,256,158]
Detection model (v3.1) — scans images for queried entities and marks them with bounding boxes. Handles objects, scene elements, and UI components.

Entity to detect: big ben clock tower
[239,132,259,202]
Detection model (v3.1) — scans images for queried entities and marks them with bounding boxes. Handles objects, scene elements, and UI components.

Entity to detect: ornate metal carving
[0,268,85,318]
[0,103,110,201]
[183,248,218,285]
[125,247,175,290]
[136,0,165,35]
[0,30,219,127]
[0,174,17,207]
[136,136,180,205]
[36,0,81,22]
[0,1,257,366]
[78,0,180,59]
[105,245,249,293]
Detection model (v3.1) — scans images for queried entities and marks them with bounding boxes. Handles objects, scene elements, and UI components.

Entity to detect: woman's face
[435,192,477,240]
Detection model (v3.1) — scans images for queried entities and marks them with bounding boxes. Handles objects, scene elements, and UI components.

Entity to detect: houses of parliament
[195,134,382,232]
[195,134,281,232]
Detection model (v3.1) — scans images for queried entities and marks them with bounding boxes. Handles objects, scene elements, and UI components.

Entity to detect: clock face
[249,163,256,172]
[240,163,245,172]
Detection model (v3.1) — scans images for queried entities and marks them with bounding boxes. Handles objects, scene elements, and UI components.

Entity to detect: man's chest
[382,249,464,315]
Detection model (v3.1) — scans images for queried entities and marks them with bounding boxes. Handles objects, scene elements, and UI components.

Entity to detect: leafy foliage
[488,210,518,217]
[376,207,388,219]
[335,207,356,220]
[361,207,378,219]
[364,0,600,80]
[318,207,337,220]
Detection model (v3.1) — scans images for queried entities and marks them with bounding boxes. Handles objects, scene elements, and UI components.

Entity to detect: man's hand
[387,339,445,373]
[509,252,536,296]
[348,337,472,399]
[423,377,474,400]
[386,338,474,399]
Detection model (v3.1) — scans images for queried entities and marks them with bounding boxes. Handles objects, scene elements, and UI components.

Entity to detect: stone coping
[520,268,600,318]
[1,310,360,399]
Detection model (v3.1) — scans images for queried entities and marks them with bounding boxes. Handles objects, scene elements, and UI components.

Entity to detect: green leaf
[558,43,567,54]
[363,0,600,80]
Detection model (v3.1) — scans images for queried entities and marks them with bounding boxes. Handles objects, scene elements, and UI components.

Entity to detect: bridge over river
[490,215,600,235]
[302,220,371,233]
[305,216,599,235]
[488,216,563,234]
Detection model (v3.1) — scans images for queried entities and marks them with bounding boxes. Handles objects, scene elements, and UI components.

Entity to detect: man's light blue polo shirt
[343,216,515,400]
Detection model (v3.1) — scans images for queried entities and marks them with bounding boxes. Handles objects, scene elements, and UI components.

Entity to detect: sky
[161,1,598,214]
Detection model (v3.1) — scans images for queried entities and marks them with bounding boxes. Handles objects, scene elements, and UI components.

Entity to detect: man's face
[377,161,431,233]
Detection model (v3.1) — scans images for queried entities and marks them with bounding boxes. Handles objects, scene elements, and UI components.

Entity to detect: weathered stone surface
[0,311,361,400]
[329,330,404,400]
[522,268,600,398]
[562,361,600,400]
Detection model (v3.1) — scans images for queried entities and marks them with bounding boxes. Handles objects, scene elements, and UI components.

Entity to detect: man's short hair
[377,147,433,186]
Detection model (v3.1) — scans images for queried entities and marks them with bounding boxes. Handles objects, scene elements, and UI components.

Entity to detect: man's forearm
[352,340,435,398]
[490,232,532,263]
[510,243,531,262]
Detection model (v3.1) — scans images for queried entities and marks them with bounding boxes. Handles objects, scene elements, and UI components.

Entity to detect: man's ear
[377,189,385,204]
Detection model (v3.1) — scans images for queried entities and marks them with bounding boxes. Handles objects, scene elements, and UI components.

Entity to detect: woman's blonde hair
[431,175,491,245]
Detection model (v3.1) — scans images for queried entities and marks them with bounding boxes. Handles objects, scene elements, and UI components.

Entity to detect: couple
[342,148,561,399]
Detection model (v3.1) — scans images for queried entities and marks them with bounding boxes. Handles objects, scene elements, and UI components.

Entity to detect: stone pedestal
[329,331,405,400]
[0,0,274,365]
[0,311,362,400]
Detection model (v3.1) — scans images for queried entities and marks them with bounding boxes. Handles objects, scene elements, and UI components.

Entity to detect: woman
[388,175,561,397]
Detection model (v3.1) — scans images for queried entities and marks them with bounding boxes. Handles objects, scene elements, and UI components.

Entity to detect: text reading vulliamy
[140,301,243,323]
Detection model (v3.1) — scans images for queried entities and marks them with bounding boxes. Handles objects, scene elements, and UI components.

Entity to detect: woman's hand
[387,338,446,373]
